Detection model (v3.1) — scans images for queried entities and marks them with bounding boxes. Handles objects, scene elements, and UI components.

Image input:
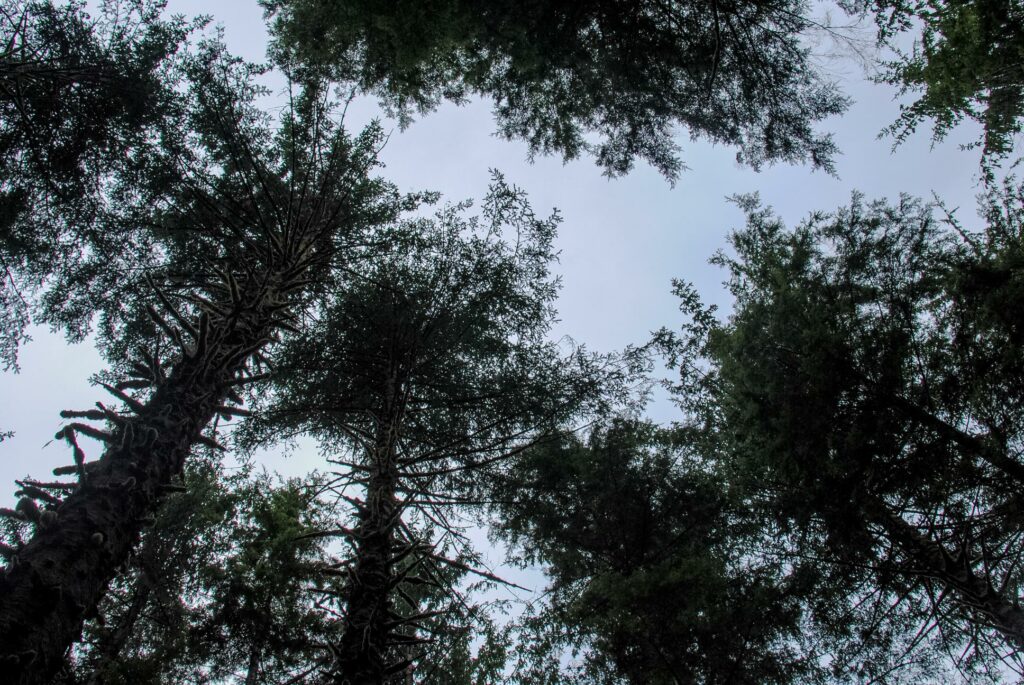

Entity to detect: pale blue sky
[0,1,987,523]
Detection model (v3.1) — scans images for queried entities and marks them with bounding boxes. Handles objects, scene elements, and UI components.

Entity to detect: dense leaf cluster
[0,0,197,369]
[661,185,1024,679]
[491,420,819,684]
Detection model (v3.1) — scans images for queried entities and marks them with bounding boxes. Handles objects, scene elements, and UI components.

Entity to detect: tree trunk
[0,266,300,684]
[332,371,404,684]
[243,596,273,685]
[864,494,1024,649]
[244,642,263,685]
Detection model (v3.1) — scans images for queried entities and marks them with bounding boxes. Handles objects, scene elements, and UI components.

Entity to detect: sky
[0,1,990,595]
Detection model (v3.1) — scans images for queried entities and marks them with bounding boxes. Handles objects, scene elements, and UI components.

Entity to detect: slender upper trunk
[0,265,301,684]
[864,495,1024,649]
[332,371,405,684]
[243,596,274,685]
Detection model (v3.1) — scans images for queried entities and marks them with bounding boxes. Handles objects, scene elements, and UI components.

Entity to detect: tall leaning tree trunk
[864,495,1024,649]
[332,370,409,684]
[0,255,310,684]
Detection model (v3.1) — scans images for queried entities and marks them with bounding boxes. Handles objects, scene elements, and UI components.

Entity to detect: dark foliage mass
[241,178,625,681]
[858,0,1024,167]
[0,24,412,681]
[262,0,848,180]
[483,185,1024,683]
[0,0,197,369]
[657,184,1024,679]
[489,420,820,684]
[65,460,334,685]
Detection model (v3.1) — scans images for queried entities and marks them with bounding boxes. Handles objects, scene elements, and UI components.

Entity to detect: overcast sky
[0,0,989,587]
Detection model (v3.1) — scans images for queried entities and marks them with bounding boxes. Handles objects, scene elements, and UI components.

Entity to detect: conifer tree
[856,0,1024,165]
[489,419,824,684]
[0,44,413,681]
[242,176,627,681]
[0,0,198,369]
[661,183,1024,676]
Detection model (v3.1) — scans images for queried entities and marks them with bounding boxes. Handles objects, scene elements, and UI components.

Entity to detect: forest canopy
[1,1,1024,684]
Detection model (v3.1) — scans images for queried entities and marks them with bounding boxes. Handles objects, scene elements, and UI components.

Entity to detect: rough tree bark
[0,260,308,684]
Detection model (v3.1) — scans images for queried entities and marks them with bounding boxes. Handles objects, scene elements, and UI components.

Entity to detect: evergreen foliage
[0,0,198,369]
[4,1,1024,683]
[39,454,511,685]
[68,461,334,685]
[490,419,824,684]
[241,176,627,681]
[261,0,848,180]
[859,0,1024,166]
[659,184,1024,679]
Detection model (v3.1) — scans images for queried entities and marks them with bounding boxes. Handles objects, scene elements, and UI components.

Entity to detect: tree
[260,0,848,180]
[489,418,826,685]
[0,43,415,681]
[242,175,626,681]
[0,0,198,369]
[196,474,334,685]
[858,0,1024,166]
[662,183,1024,677]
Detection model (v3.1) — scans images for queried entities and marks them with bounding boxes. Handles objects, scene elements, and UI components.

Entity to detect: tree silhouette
[262,0,848,180]
[662,185,1024,676]
[243,176,627,681]
[862,0,1024,166]
[0,0,198,369]
[0,50,413,681]
[489,418,830,684]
